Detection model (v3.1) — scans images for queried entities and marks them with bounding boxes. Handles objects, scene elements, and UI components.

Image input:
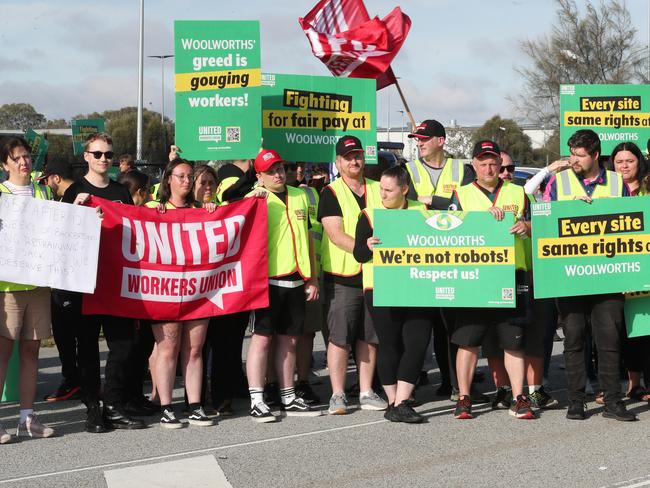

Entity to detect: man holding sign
[546,129,635,422]
[449,140,534,420]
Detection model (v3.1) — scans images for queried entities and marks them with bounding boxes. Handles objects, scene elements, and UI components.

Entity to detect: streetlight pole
[148,54,173,156]
[398,110,405,144]
[136,0,144,161]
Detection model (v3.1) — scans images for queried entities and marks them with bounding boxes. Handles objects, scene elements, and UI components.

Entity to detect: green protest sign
[261,73,377,164]
[372,210,516,307]
[24,128,48,171]
[531,198,650,298]
[559,84,650,156]
[71,119,106,155]
[625,292,650,338]
[174,20,261,161]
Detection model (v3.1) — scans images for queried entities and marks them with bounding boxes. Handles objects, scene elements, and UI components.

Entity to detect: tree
[473,115,534,164]
[532,128,561,167]
[0,103,46,131]
[514,0,646,126]
[444,127,474,159]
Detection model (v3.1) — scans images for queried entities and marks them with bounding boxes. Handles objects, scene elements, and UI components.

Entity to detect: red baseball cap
[254,149,283,173]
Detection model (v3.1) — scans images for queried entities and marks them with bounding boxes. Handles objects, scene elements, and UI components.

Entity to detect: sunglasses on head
[86,151,114,160]
[500,165,515,173]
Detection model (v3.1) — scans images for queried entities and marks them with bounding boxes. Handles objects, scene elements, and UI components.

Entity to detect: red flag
[83,197,269,321]
[299,0,410,90]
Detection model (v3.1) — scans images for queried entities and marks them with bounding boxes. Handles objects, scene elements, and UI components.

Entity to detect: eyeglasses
[500,165,515,174]
[170,173,194,182]
[86,151,114,160]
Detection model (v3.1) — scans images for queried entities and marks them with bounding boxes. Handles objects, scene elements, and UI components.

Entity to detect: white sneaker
[0,423,11,444]
[359,391,388,411]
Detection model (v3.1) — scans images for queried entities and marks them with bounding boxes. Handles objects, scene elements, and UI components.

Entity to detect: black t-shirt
[62,177,134,205]
[316,184,365,287]
[352,211,373,264]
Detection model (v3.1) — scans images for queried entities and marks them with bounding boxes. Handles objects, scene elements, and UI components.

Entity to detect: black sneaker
[491,387,512,410]
[528,386,559,410]
[264,383,281,407]
[454,395,473,419]
[385,400,424,423]
[160,408,183,429]
[295,381,321,405]
[45,380,81,402]
[250,402,276,423]
[85,403,108,433]
[281,397,322,417]
[188,406,215,426]
[602,401,637,422]
[566,401,587,420]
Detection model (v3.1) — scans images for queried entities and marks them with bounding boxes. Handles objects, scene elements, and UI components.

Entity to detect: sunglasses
[86,151,114,160]
[500,165,515,173]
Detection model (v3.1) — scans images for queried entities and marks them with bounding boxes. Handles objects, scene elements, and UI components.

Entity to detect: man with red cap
[318,136,386,415]
[245,149,321,422]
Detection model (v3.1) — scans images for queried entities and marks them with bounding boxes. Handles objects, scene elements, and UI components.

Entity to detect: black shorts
[251,283,306,336]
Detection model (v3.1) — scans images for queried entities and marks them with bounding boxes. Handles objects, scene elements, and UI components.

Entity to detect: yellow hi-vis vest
[321,177,382,277]
[361,200,426,292]
[405,157,465,198]
[555,169,623,200]
[302,185,322,276]
[455,181,530,271]
[216,176,240,203]
[262,186,312,280]
[0,182,53,292]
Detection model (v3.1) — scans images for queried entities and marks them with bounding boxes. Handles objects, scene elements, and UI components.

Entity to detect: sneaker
[451,387,490,404]
[384,400,424,423]
[359,391,388,411]
[0,423,12,444]
[250,402,277,423]
[528,386,559,410]
[454,395,473,419]
[160,408,183,429]
[566,401,587,420]
[509,395,536,419]
[44,380,81,402]
[188,407,215,426]
[216,400,234,417]
[328,393,348,415]
[17,414,55,438]
[264,382,281,407]
[602,401,637,422]
[492,387,512,410]
[281,397,322,417]
[295,381,321,405]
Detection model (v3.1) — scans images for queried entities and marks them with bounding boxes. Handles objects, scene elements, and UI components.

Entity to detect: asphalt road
[1,336,649,488]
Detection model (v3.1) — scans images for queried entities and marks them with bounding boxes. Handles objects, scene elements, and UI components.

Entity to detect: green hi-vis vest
[405,157,466,199]
[361,200,426,292]
[302,186,322,276]
[145,200,183,210]
[216,176,240,204]
[455,181,530,271]
[259,186,312,280]
[555,169,623,200]
[0,182,53,292]
[321,177,382,277]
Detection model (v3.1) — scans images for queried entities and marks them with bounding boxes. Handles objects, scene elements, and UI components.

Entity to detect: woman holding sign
[608,142,650,402]
[353,166,431,423]
[147,159,217,429]
[0,137,55,443]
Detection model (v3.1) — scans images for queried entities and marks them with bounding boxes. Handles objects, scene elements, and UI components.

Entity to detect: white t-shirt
[3,180,34,197]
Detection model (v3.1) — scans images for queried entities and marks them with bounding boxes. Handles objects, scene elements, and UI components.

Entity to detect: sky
[1,0,649,129]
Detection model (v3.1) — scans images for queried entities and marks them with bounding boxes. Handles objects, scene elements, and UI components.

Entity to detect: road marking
[104,455,232,488]
[619,480,650,488]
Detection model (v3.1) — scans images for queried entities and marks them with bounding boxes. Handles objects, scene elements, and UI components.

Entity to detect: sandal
[626,385,650,401]
[595,392,605,405]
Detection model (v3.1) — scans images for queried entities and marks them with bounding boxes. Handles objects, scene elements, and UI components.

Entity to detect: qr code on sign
[365,145,376,157]
[502,288,514,301]
[226,127,240,143]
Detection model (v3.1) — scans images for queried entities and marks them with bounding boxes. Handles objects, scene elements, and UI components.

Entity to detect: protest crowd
[1,115,649,446]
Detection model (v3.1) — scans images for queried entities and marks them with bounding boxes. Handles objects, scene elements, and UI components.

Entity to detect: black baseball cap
[37,160,73,181]
[335,136,364,156]
[472,140,501,158]
[408,119,446,139]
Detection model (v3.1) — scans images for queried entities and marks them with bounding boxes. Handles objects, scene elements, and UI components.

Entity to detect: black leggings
[365,291,432,385]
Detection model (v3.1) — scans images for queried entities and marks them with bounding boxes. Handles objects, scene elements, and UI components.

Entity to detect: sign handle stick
[392,76,416,128]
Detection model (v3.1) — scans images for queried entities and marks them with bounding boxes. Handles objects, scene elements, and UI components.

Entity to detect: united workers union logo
[425,212,464,231]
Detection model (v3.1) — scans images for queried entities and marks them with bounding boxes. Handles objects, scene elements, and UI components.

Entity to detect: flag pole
[392,77,416,129]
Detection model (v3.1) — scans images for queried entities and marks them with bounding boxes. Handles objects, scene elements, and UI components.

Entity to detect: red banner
[83,197,269,321]
[299,0,410,90]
